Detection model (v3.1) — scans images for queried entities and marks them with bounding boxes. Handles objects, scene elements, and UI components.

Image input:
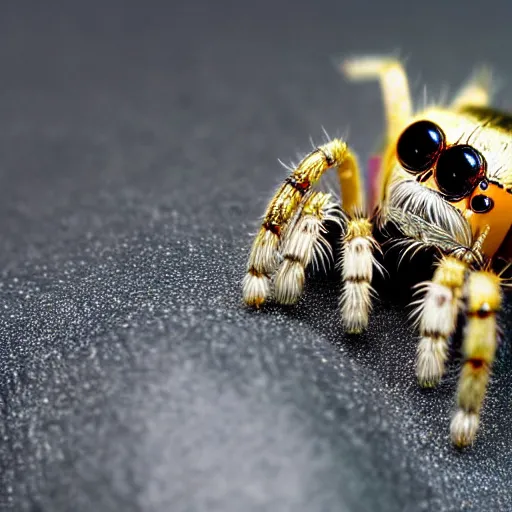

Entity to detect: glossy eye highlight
[435,144,486,201]
[396,120,445,173]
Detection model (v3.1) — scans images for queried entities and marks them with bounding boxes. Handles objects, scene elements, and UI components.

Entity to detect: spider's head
[386,111,512,259]
[396,119,486,205]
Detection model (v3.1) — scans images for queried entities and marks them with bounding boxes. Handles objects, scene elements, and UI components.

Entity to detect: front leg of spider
[272,190,338,305]
[242,139,380,333]
[242,140,350,308]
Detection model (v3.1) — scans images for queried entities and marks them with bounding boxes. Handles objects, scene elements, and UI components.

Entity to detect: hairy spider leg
[451,270,501,447]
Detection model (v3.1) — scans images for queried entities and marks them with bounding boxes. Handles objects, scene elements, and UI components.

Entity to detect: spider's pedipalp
[451,270,501,448]
[413,257,466,387]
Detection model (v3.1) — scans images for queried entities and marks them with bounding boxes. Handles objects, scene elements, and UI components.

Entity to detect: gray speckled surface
[0,1,512,511]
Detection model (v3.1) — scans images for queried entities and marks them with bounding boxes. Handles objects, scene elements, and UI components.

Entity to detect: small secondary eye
[470,194,494,213]
[435,145,485,201]
[396,120,445,174]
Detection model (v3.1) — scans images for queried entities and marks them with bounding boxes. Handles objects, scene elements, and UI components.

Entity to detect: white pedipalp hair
[385,179,473,250]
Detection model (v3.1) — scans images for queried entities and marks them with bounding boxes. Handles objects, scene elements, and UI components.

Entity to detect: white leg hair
[339,218,380,334]
[242,229,279,307]
[411,257,466,387]
[273,191,341,304]
[243,138,364,308]
[450,271,501,447]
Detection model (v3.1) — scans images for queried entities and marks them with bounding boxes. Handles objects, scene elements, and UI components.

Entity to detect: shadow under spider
[275,220,512,393]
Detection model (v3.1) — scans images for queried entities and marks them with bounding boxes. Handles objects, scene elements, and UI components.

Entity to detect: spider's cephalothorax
[242,57,512,448]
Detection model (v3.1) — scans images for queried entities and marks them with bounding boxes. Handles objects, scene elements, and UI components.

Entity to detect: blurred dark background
[1,1,512,511]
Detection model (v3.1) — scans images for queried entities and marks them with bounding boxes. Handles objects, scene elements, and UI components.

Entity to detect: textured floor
[0,1,512,511]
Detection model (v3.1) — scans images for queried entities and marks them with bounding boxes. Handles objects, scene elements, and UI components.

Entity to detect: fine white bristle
[281,215,323,266]
[242,272,271,307]
[418,283,457,337]
[274,259,305,305]
[413,282,457,387]
[340,235,377,334]
[450,410,479,448]
[340,281,373,334]
[247,230,279,274]
[341,237,374,281]
[273,197,338,305]
[416,336,447,387]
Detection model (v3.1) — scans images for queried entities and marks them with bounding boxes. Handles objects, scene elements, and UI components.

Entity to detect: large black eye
[396,120,445,173]
[435,145,485,201]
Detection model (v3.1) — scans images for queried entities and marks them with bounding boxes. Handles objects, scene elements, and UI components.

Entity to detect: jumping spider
[242,56,512,447]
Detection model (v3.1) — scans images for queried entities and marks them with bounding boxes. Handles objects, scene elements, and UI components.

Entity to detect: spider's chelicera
[242,56,512,448]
